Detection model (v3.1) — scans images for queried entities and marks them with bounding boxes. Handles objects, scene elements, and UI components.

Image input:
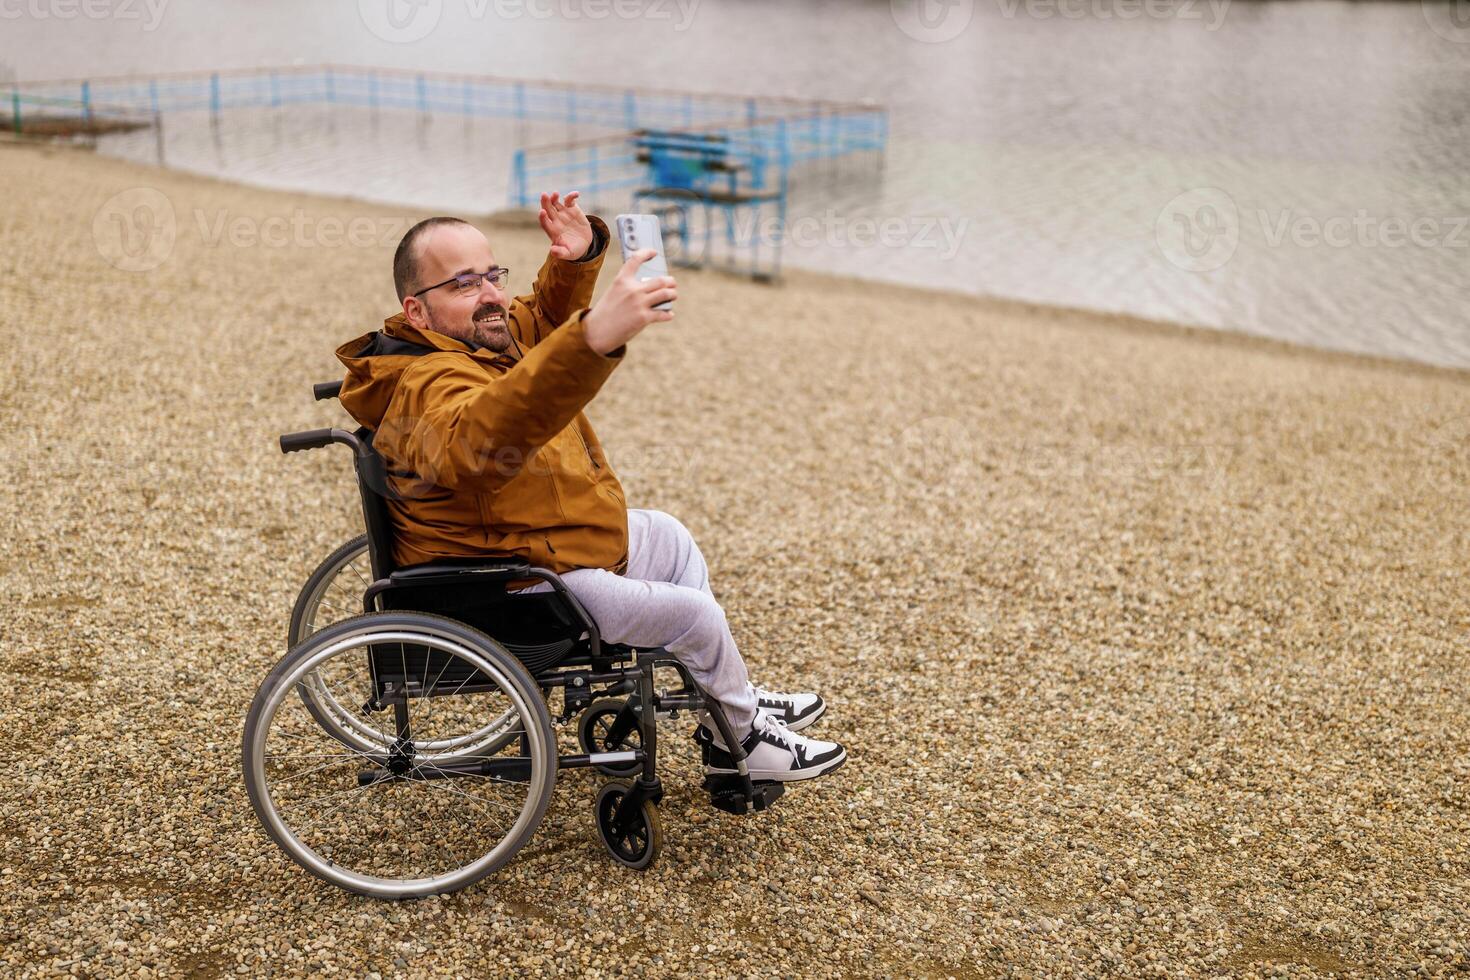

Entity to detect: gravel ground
[3,142,1469,978]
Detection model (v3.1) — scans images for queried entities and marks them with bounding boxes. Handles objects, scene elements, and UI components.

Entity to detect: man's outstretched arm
[384,250,677,493]
[508,190,610,350]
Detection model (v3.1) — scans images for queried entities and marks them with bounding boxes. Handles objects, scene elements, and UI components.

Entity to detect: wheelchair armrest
[388,558,531,586]
[371,563,606,660]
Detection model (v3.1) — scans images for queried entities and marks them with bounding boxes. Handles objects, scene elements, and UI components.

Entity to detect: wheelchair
[243,381,784,899]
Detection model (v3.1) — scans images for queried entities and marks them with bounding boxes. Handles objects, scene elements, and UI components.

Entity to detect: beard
[428,301,511,353]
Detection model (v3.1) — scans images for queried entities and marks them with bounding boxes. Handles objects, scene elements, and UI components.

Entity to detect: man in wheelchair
[332,191,845,783]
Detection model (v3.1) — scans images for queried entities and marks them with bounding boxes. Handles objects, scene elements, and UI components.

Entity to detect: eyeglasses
[412,267,511,298]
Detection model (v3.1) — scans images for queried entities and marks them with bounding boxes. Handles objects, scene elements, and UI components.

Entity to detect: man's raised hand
[539,190,594,260]
[582,250,677,356]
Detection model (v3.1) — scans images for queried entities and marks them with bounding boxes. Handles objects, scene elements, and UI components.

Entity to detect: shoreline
[23,135,1465,384]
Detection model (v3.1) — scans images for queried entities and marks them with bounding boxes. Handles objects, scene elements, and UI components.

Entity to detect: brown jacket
[335,217,629,574]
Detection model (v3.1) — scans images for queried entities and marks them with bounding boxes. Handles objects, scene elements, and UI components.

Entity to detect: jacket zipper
[574,426,601,470]
[544,536,557,555]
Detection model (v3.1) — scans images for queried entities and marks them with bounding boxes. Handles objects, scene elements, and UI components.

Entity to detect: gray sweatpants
[515,509,760,734]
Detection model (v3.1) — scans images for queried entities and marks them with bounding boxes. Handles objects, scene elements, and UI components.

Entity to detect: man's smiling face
[403,222,513,353]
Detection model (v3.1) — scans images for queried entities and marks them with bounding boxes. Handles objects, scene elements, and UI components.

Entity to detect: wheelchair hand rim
[244,622,554,898]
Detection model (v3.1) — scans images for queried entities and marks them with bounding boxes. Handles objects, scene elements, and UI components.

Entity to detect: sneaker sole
[705,746,847,783]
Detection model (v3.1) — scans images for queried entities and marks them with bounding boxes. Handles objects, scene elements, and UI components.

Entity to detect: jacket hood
[335,314,483,428]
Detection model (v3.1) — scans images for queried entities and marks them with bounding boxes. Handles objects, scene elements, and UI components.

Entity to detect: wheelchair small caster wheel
[578,698,643,777]
[594,780,662,870]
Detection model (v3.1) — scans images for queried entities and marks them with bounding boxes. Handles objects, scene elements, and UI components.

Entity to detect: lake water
[7,0,1470,368]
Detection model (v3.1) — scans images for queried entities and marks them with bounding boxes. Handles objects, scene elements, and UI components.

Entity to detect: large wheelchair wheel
[288,533,370,646]
[243,612,557,898]
[287,537,522,765]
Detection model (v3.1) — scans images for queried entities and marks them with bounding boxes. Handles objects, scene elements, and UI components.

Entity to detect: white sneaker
[697,710,846,783]
[753,686,825,732]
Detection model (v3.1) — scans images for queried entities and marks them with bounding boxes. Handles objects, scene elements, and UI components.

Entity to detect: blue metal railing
[505,104,885,280]
[10,65,859,131]
[10,65,888,280]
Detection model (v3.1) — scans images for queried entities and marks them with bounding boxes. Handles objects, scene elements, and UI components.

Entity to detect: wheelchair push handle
[280,428,338,454]
[282,383,361,454]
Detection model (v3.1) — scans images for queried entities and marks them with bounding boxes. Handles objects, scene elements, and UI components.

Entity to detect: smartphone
[614,213,673,310]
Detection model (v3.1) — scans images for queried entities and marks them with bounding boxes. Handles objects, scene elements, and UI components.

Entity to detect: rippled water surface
[9,0,1470,367]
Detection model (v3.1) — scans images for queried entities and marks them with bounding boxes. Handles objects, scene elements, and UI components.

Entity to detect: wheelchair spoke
[264,750,369,762]
[311,597,352,618]
[267,723,380,762]
[346,556,370,589]
[409,759,531,808]
[266,752,368,786]
[313,670,373,728]
[411,775,516,872]
[278,781,372,816]
[327,585,363,613]
[328,576,362,602]
[247,619,554,894]
[411,768,518,823]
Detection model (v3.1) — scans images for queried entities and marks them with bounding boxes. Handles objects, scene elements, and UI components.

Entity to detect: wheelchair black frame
[281,382,780,826]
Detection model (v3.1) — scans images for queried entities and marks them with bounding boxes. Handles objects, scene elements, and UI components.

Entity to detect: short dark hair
[393,216,472,302]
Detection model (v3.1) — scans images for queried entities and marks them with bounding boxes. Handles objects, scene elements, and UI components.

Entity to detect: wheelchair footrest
[702,774,785,815]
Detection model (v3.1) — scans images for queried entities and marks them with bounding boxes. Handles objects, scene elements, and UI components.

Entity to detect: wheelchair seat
[297,423,607,677]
